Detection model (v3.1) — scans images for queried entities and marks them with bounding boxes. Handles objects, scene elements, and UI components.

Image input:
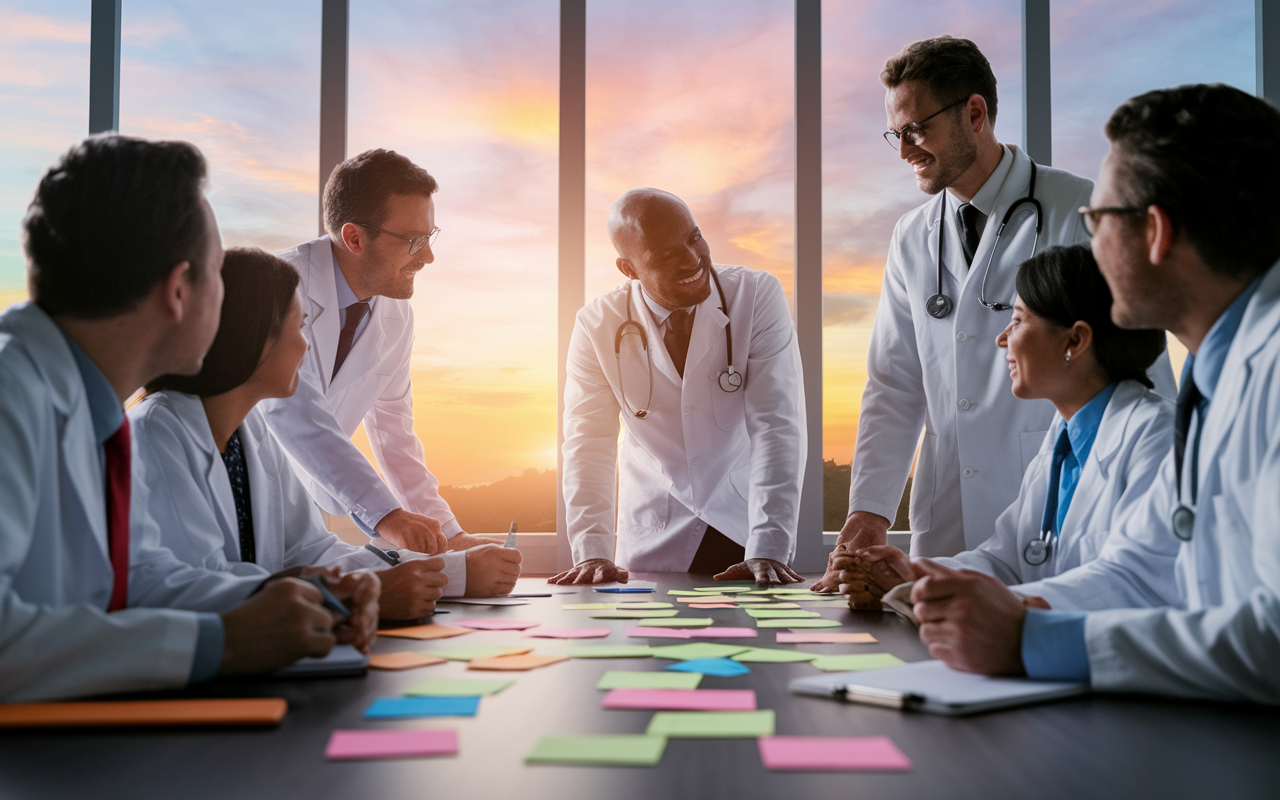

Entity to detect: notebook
[273,644,368,678]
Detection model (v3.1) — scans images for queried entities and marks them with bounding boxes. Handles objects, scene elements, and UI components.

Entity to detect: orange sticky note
[677,595,735,603]
[466,653,570,671]
[369,652,448,670]
[0,698,287,728]
[378,624,472,640]
[775,632,878,644]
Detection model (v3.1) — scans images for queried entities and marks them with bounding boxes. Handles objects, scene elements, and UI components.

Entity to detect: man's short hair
[1105,83,1280,279]
[24,134,210,319]
[881,36,998,123]
[322,149,438,240]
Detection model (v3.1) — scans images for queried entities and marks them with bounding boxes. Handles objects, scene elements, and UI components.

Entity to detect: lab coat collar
[683,274,732,380]
[957,145,1036,304]
[1061,379,1149,530]
[300,236,341,388]
[151,390,240,541]
[627,279,682,385]
[638,283,694,327]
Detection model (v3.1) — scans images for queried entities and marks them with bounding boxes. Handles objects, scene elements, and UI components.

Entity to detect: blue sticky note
[664,658,751,677]
[364,696,480,719]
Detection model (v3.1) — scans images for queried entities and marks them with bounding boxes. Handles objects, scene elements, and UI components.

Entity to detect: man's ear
[160,261,193,323]
[616,257,638,281]
[967,93,989,134]
[1147,204,1176,266]
[339,222,366,255]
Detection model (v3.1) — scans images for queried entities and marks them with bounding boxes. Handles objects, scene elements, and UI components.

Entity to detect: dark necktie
[664,309,695,378]
[957,202,985,268]
[1040,428,1073,537]
[333,301,370,381]
[104,418,131,612]
[220,430,257,564]
[1173,361,1208,507]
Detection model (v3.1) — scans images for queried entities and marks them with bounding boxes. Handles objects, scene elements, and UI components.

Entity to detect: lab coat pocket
[910,433,938,531]
[1020,430,1050,473]
[618,479,670,533]
[711,379,746,431]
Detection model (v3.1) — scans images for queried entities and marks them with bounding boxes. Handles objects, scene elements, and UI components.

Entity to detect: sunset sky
[0,0,1255,491]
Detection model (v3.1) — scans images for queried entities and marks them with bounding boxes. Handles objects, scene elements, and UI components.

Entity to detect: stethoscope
[615,267,741,419]
[1025,423,1067,567]
[927,160,1043,319]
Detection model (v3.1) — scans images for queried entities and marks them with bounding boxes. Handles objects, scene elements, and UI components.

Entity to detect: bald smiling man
[550,189,807,587]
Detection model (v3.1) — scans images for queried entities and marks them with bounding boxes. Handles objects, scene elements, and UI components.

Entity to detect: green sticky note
[646,710,775,738]
[667,590,708,596]
[563,603,617,610]
[596,670,703,689]
[756,602,801,609]
[691,585,753,593]
[403,678,514,696]
[730,647,818,663]
[810,653,907,672]
[590,609,680,619]
[755,618,843,628]
[631,617,714,628]
[526,734,667,766]
[650,643,752,661]
[745,609,821,619]
[566,645,654,659]
[612,601,674,609]
[432,645,533,661]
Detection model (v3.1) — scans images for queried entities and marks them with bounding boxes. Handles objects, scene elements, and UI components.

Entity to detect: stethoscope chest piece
[1172,505,1195,541]
[1023,537,1050,566]
[718,367,743,393]
[926,293,953,319]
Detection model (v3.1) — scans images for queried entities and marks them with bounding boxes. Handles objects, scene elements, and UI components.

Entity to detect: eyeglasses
[357,223,441,255]
[883,97,968,149]
[1077,205,1145,236]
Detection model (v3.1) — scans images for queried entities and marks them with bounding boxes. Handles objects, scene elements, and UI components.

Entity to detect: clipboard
[0,698,288,728]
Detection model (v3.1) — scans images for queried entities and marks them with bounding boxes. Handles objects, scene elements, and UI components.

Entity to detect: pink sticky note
[776,632,877,644]
[602,688,757,711]
[687,627,758,638]
[524,628,611,639]
[689,603,738,609]
[325,730,459,761]
[457,619,541,631]
[627,626,694,639]
[757,736,912,772]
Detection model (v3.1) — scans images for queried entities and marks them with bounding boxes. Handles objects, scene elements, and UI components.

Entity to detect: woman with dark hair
[838,244,1173,606]
[130,247,456,620]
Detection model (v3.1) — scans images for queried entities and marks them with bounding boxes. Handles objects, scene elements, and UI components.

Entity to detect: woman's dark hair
[147,247,299,397]
[1016,244,1165,389]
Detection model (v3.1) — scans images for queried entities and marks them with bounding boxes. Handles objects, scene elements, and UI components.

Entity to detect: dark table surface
[3,573,1279,800]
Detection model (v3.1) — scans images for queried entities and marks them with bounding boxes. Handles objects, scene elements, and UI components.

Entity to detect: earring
[1065,349,1072,363]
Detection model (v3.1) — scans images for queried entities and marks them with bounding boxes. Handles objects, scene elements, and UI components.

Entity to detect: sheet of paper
[524,628,611,639]
[0,698,287,728]
[432,645,534,662]
[467,653,569,671]
[689,603,738,609]
[378,624,472,641]
[758,736,912,772]
[646,710,775,738]
[651,642,752,660]
[776,632,877,644]
[456,619,541,631]
[562,603,617,610]
[364,696,479,719]
[756,618,842,628]
[665,658,751,677]
[676,595,736,603]
[402,678,515,697]
[810,654,907,672]
[438,597,531,606]
[589,609,679,619]
[368,652,448,670]
[630,617,715,627]
[325,729,458,761]
[745,609,821,619]
[602,688,756,711]
[525,735,666,766]
[565,644,654,658]
[730,647,818,663]
[595,670,703,690]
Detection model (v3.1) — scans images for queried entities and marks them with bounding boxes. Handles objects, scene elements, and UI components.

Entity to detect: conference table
[4,573,1280,800]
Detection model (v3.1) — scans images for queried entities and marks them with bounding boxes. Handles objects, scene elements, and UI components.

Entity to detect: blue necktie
[1040,427,1074,538]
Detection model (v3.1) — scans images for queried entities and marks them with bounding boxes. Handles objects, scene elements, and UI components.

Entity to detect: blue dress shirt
[333,250,375,344]
[1046,382,1117,536]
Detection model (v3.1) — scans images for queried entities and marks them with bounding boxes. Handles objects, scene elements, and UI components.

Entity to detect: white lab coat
[936,380,1172,584]
[1021,262,1280,703]
[260,236,461,537]
[0,303,262,701]
[562,265,806,571]
[849,145,1176,557]
[128,391,464,592]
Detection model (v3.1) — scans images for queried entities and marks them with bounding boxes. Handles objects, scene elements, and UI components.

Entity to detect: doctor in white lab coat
[910,84,1280,703]
[550,189,806,586]
[821,38,1174,589]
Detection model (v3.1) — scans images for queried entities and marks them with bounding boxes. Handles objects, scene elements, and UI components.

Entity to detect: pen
[364,543,401,566]
[300,574,351,619]
[504,521,518,549]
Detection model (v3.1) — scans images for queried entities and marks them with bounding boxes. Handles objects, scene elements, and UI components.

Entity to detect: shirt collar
[1192,272,1265,402]
[332,249,368,311]
[58,328,124,445]
[947,144,1013,218]
[638,282,694,327]
[1061,381,1117,466]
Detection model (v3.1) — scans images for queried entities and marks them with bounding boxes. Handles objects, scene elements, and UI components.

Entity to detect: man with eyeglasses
[815,36,1174,594]
[262,149,521,598]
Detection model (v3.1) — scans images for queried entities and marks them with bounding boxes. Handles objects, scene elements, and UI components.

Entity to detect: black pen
[364,542,401,566]
[301,574,351,619]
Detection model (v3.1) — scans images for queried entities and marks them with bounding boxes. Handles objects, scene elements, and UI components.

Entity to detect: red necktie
[104,418,131,612]
[332,302,370,381]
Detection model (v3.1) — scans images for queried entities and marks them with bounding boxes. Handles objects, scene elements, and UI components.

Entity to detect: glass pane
[0,1,91,311]
[350,1,560,532]
[822,0,1022,530]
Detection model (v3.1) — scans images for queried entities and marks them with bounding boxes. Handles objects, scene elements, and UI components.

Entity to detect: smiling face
[615,195,714,311]
[996,297,1075,401]
[355,193,436,300]
[886,81,977,196]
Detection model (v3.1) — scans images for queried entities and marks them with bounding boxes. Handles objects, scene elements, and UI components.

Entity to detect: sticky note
[0,698,287,728]
[526,735,666,766]
[627,627,696,639]
[368,652,447,670]
[665,658,751,677]
[565,644,654,658]
[325,729,458,761]
[432,645,534,662]
[612,601,674,609]
[677,595,736,603]
[456,619,540,631]
[594,586,655,594]
[602,688,756,711]
[630,617,714,627]
[745,609,821,619]
[524,628,611,639]
[589,609,679,619]
[364,697,479,719]
[755,618,842,628]
[730,647,818,663]
[596,671,703,690]
[651,643,751,661]
[378,624,472,640]
[666,590,710,596]
[646,710,775,738]
[686,627,758,638]
[691,585,754,592]
[810,654,907,672]
[797,600,855,608]
[562,603,617,610]
[689,603,738,609]
[758,736,912,771]
[776,632,877,644]
[403,678,514,697]
[467,653,569,671]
